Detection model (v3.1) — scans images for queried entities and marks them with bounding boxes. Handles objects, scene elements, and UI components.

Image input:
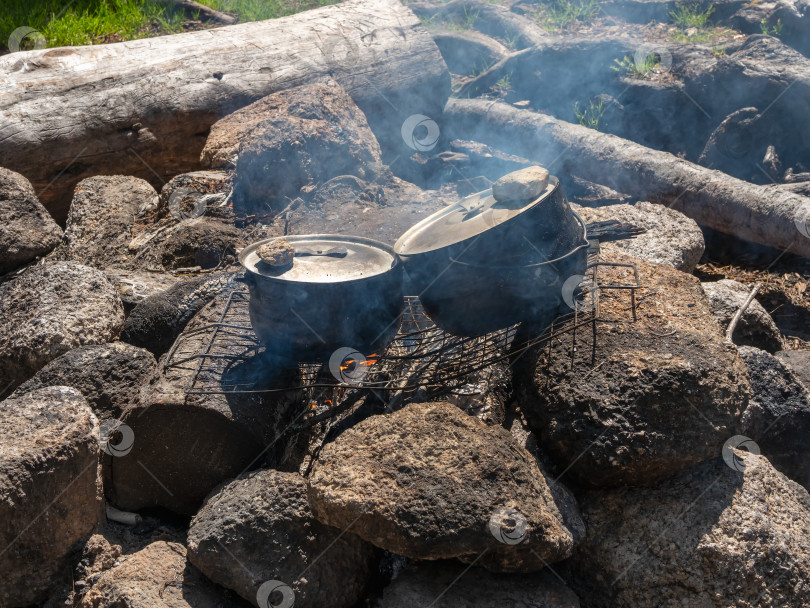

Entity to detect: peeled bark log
[0,0,450,221]
[444,98,810,259]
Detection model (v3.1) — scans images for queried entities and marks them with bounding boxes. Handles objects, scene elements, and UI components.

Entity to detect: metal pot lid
[239,234,397,283]
[394,177,558,257]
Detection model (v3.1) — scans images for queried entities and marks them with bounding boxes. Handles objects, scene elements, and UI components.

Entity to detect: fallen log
[444,98,810,259]
[0,0,450,221]
[446,35,810,164]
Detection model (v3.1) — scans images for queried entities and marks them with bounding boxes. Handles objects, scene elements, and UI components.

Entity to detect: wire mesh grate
[162,245,641,424]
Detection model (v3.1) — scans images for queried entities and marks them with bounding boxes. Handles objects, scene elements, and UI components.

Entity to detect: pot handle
[294,246,348,258]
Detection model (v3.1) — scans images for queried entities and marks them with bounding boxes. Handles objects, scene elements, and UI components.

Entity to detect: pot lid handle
[293,245,348,258]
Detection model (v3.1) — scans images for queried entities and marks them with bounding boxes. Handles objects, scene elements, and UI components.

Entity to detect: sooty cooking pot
[394,178,589,337]
[239,235,403,362]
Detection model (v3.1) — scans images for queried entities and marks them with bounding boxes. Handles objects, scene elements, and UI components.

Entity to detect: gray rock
[157,170,230,221]
[188,469,375,608]
[0,166,63,275]
[515,252,749,487]
[156,217,243,270]
[78,541,251,608]
[737,346,810,490]
[0,261,125,391]
[257,238,295,267]
[492,166,550,202]
[61,175,159,269]
[0,386,102,607]
[702,279,783,352]
[573,201,705,272]
[11,342,156,422]
[307,401,584,573]
[229,80,386,212]
[775,349,810,390]
[379,561,581,608]
[563,456,810,608]
[120,271,241,356]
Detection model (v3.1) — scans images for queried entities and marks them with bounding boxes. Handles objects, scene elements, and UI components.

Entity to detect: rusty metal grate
[162,245,641,424]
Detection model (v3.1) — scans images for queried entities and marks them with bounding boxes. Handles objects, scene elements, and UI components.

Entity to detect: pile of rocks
[1,77,809,608]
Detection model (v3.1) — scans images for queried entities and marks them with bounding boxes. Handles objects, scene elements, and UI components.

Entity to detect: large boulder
[0,167,62,275]
[61,176,158,269]
[307,401,584,573]
[228,80,386,212]
[109,285,301,515]
[379,561,581,608]
[702,278,783,352]
[0,261,125,390]
[515,252,749,487]
[572,201,705,272]
[78,541,250,608]
[737,346,810,490]
[0,386,102,607]
[188,469,376,608]
[11,342,156,422]
[563,456,810,608]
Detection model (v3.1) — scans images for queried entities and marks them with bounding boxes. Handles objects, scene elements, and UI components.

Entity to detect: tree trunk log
[0,0,450,222]
[444,98,810,259]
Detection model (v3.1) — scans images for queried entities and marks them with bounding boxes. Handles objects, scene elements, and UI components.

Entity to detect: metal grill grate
[162,245,641,426]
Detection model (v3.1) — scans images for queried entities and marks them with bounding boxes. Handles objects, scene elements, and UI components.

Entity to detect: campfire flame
[339,353,378,372]
[310,398,334,410]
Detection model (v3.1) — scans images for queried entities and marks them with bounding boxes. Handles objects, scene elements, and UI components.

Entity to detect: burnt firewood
[584,219,646,242]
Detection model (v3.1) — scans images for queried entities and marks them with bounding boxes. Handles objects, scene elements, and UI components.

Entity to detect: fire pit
[163,242,641,435]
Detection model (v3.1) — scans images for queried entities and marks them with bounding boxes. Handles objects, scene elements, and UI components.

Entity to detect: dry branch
[444,98,810,259]
[168,0,237,24]
[726,283,762,341]
[0,0,450,220]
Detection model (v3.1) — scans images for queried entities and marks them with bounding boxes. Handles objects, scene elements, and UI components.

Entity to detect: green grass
[496,72,512,89]
[532,0,601,31]
[611,53,659,78]
[669,2,715,30]
[472,59,492,77]
[670,26,733,42]
[1,0,336,51]
[573,97,607,130]
[760,17,783,36]
[503,32,521,49]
